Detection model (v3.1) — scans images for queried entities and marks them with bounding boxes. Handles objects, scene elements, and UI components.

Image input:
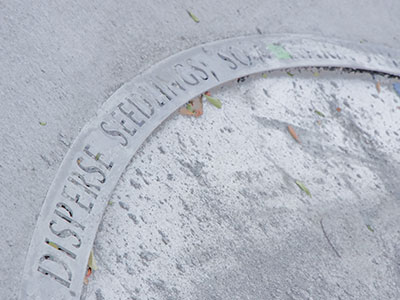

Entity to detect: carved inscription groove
[20,34,400,299]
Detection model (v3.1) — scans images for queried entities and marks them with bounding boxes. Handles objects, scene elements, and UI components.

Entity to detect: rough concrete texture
[84,69,400,299]
[1,1,400,299]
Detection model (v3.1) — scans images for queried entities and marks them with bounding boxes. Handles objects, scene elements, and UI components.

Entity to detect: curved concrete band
[20,34,400,299]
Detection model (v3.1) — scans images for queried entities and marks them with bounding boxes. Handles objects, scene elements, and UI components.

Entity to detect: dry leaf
[204,94,222,109]
[286,71,294,77]
[179,107,194,116]
[88,250,98,271]
[179,96,203,117]
[288,125,300,143]
[47,241,60,250]
[295,180,312,197]
[192,96,203,117]
[84,268,92,285]
[376,81,381,93]
[336,107,342,112]
[84,250,97,285]
[187,10,199,23]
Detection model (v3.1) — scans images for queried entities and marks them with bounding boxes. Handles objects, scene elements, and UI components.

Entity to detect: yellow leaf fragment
[48,241,60,250]
[187,10,199,23]
[295,180,312,197]
[88,250,98,271]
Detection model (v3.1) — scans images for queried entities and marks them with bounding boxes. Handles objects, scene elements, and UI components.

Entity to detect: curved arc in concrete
[20,34,400,299]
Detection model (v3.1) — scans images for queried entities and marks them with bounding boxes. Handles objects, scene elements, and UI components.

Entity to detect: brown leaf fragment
[84,268,92,285]
[376,81,381,93]
[288,125,300,143]
[336,107,342,112]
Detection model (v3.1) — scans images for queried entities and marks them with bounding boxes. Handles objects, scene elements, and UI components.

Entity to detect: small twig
[320,218,341,258]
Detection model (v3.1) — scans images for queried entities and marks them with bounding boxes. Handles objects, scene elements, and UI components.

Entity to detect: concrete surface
[83,69,400,300]
[1,1,400,299]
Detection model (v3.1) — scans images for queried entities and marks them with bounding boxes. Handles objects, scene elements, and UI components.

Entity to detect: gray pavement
[1,1,400,299]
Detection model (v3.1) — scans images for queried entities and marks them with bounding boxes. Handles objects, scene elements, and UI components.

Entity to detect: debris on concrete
[204,92,222,109]
[187,10,200,23]
[288,125,300,143]
[84,250,98,285]
[286,71,294,77]
[179,95,203,117]
[295,180,311,197]
[376,81,381,93]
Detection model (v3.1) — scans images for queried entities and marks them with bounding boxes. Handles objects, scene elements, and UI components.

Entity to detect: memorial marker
[20,34,400,299]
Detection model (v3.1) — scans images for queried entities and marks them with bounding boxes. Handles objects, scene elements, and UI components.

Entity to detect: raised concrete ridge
[21,35,400,299]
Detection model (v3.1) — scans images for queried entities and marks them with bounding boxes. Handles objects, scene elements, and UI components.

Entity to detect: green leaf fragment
[204,94,222,108]
[95,153,101,161]
[267,44,291,59]
[314,110,325,117]
[313,72,319,77]
[186,103,194,112]
[287,71,294,77]
[262,73,267,78]
[295,180,312,197]
[88,250,98,271]
[39,121,47,126]
[187,10,199,23]
[366,225,374,232]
